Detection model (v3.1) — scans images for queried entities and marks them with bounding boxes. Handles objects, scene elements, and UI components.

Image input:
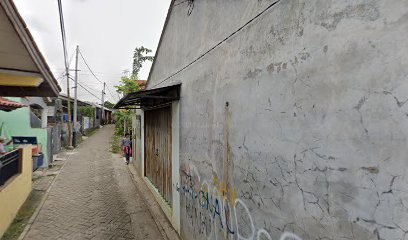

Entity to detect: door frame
[141,101,180,234]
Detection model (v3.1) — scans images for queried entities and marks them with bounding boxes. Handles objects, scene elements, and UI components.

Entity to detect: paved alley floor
[24,125,164,240]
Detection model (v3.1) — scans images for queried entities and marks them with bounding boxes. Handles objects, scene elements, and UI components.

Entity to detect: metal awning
[113,84,180,110]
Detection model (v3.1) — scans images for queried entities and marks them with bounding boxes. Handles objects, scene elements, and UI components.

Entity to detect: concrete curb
[16,139,88,240]
[17,155,68,240]
[17,129,100,240]
[127,162,181,240]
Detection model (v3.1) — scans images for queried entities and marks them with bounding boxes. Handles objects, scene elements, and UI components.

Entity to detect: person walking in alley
[120,133,132,165]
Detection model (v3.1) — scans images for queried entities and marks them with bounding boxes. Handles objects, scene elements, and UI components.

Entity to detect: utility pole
[73,45,79,147]
[57,0,73,149]
[67,81,73,149]
[101,82,106,125]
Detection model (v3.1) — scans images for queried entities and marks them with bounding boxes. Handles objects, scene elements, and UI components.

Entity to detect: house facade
[0,97,51,168]
[117,1,408,240]
[0,0,60,236]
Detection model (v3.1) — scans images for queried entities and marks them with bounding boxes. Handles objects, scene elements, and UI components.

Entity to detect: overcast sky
[13,0,171,103]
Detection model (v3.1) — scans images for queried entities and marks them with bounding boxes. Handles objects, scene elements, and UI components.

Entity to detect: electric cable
[151,0,282,88]
[55,49,76,86]
[78,49,104,84]
[77,49,117,102]
[68,76,101,101]
[106,86,118,101]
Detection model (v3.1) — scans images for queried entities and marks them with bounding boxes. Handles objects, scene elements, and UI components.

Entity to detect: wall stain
[361,166,379,174]
[267,63,275,74]
[320,2,380,31]
[245,68,262,80]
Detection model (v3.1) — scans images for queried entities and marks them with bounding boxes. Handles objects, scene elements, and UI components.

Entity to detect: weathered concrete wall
[147,0,408,239]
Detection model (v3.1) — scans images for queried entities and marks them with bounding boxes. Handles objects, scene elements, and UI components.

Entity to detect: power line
[73,47,122,100]
[77,48,113,102]
[68,49,76,68]
[69,46,122,103]
[78,82,101,101]
[151,0,282,88]
[55,49,76,86]
[65,77,117,102]
[78,81,99,93]
[78,49,104,84]
[68,76,101,101]
[79,50,115,99]
[52,68,120,76]
[77,49,119,102]
[55,74,65,85]
[106,86,118,101]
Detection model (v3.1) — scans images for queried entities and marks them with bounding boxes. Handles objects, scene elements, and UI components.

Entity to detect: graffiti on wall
[178,163,303,240]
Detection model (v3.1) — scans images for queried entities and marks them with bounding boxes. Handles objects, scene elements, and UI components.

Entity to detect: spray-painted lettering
[178,163,303,240]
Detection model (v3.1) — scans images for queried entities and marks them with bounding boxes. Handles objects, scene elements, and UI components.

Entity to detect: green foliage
[132,46,154,78]
[78,106,95,118]
[111,134,121,153]
[114,76,138,137]
[104,101,114,109]
[114,110,132,136]
[115,46,153,96]
[112,46,153,137]
[114,75,140,96]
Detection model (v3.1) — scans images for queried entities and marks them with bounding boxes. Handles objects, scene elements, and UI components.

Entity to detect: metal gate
[144,106,172,204]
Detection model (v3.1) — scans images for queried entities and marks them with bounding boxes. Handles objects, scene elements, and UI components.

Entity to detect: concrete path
[24,125,164,240]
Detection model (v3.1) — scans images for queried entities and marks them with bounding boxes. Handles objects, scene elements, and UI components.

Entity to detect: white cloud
[13,0,171,102]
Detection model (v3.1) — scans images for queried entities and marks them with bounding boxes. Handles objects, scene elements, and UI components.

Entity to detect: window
[30,104,43,128]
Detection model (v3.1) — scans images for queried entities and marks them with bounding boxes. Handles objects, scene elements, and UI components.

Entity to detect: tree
[113,46,154,136]
[115,46,153,96]
[114,110,132,136]
[132,46,154,78]
[78,106,95,119]
[104,101,114,109]
[114,75,140,96]
[113,77,137,136]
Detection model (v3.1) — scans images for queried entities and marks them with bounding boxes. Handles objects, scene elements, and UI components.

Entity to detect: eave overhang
[113,84,180,110]
[0,0,61,97]
[0,96,25,112]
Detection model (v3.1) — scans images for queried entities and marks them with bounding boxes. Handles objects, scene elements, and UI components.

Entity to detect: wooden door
[145,106,172,204]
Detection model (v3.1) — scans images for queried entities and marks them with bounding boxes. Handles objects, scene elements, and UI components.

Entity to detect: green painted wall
[0,98,49,167]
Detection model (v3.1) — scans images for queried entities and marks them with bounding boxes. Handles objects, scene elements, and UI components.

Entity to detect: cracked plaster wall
[146,0,408,239]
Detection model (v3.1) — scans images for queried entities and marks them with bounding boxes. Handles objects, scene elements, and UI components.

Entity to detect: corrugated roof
[0,97,25,111]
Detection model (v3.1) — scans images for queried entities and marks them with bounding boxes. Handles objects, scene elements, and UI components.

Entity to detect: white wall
[147,1,408,240]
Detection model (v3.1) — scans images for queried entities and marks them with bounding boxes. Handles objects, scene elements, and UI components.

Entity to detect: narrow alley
[2,1,408,240]
[23,126,164,240]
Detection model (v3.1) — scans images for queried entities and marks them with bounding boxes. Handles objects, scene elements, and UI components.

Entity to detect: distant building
[135,80,146,90]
